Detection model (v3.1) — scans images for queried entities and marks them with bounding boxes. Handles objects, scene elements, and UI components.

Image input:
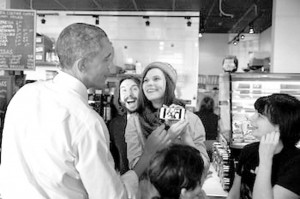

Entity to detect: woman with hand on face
[227,93,300,199]
[125,62,210,179]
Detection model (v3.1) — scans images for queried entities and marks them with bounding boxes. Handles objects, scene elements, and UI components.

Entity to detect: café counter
[203,165,228,199]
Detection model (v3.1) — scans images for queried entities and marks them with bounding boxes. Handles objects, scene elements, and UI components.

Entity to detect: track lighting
[199,13,205,35]
[233,37,240,45]
[143,16,150,27]
[40,15,46,24]
[93,15,99,25]
[249,22,254,34]
[185,16,192,27]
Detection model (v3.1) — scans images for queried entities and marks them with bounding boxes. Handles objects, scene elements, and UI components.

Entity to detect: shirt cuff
[121,170,139,199]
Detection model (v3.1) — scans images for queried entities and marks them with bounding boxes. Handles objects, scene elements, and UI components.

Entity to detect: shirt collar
[53,71,88,102]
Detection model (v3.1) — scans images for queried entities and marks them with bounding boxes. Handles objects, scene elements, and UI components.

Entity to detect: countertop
[203,165,228,198]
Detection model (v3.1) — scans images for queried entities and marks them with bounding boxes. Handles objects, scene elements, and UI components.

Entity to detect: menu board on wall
[0,76,13,117]
[0,9,36,70]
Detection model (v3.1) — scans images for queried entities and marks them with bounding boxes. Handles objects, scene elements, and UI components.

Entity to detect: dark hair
[56,23,108,69]
[146,144,204,199]
[254,93,300,146]
[200,96,215,113]
[137,66,177,113]
[113,75,141,115]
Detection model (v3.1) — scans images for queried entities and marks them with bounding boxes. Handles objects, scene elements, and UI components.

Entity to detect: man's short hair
[56,23,108,69]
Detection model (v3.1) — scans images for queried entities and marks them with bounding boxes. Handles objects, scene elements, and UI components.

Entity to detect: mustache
[124,96,138,102]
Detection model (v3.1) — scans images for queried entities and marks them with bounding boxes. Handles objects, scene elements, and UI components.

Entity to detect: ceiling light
[199,15,205,34]
[93,15,99,25]
[143,16,150,27]
[240,34,245,39]
[41,18,46,24]
[185,16,192,27]
[233,38,239,45]
[249,22,254,34]
[40,15,46,24]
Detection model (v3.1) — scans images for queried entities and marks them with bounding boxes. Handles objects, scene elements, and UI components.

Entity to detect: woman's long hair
[137,66,177,113]
[136,66,184,137]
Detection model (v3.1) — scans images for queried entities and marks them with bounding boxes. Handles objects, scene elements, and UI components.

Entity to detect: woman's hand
[167,119,189,141]
[259,131,281,165]
[143,124,169,156]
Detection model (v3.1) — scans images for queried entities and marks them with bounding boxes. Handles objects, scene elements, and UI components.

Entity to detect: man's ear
[77,58,87,73]
[180,188,187,199]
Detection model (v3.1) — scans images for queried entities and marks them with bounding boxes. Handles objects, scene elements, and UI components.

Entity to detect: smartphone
[159,107,185,121]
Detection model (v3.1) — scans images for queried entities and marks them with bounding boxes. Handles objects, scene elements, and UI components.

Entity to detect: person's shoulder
[185,110,200,122]
[242,142,260,152]
[109,115,126,127]
[282,146,300,162]
[185,110,197,117]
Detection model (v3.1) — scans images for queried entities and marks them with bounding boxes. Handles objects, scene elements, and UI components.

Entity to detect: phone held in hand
[159,107,185,121]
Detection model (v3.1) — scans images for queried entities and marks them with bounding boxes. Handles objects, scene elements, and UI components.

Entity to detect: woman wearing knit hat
[125,61,210,180]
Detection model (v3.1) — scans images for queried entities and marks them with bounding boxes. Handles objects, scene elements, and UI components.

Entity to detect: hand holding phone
[159,106,185,121]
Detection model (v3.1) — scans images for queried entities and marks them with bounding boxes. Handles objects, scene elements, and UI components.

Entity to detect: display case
[219,73,300,149]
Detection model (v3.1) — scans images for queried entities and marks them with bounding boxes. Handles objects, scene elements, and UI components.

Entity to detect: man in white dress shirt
[0,23,138,199]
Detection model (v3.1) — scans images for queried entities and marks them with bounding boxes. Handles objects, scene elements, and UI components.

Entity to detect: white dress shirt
[0,71,138,199]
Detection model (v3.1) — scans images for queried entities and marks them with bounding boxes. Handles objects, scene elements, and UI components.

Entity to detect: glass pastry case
[219,73,300,149]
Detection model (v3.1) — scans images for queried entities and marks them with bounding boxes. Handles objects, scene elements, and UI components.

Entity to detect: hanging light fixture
[143,16,150,27]
[249,22,254,34]
[185,16,192,27]
[40,15,46,24]
[198,13,205,37]
[93,15,99,25]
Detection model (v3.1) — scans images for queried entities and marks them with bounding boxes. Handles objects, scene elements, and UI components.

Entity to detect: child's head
[145,144,205,199]
[251,93,300,146]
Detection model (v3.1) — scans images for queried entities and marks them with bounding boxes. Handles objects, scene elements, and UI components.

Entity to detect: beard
[120,102,137,114]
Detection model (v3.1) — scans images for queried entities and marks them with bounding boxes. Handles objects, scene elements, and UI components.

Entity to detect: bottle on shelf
[103,95,112,123]
[94,89,103,116]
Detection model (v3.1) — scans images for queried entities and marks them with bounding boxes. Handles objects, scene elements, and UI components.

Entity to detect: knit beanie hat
[142,62,177,85]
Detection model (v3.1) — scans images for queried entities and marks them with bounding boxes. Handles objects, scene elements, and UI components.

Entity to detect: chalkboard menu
[0,9,36,70]
[0,75,14,118]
